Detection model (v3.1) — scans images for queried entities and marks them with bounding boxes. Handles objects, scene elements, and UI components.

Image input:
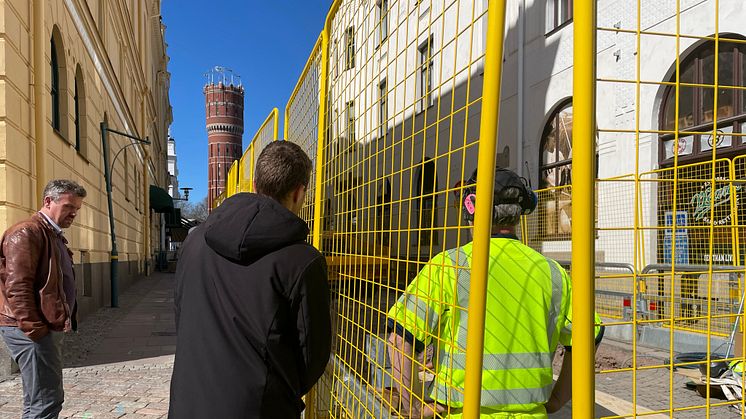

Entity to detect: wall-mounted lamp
[174,187,192,201]
[101,121,150,308]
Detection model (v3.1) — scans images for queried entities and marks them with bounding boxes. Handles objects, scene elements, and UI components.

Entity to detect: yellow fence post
[571,0,596,417]
[227,160,237,197]
[316,2,337,250]
[283,106,289,140]
[249,144,255,193]
[462,0,507,417]
[272,107,279,141]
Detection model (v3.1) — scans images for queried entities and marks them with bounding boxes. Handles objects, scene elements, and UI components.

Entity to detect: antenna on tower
[204,66,242,87]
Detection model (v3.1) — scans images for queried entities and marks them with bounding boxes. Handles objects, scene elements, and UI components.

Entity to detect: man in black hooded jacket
[168,141,331,419]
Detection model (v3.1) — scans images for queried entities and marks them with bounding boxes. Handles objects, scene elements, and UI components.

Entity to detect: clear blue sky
[162,1,330,202]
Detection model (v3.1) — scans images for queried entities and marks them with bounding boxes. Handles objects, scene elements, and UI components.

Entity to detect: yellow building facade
[0,0,172,319]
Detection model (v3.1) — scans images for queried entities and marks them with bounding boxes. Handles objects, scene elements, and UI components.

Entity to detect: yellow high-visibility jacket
[388,235,601,418]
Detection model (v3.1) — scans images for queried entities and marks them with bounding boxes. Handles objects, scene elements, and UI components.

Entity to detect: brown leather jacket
[0,213,73,340]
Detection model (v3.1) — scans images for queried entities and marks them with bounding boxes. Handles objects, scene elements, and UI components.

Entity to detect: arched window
[539,100,573,238]
[50,27,67,137]
[659,36,746,164]
[74,65,87,157]
[51,38,60,130]
[73,74,78,145]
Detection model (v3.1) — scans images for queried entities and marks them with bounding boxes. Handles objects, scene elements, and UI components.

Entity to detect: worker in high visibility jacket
[386,167,604,418]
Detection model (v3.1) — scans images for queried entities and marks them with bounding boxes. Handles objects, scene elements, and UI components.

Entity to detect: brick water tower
[204,66,244,210]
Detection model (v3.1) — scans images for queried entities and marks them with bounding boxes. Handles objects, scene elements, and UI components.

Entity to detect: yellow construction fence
[212,0,746,417]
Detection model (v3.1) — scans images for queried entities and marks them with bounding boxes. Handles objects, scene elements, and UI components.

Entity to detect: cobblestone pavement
[588,339,744,419]
[0,272,176,418]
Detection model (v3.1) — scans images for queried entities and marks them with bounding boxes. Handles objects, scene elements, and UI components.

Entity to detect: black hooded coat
[168,193,331,419]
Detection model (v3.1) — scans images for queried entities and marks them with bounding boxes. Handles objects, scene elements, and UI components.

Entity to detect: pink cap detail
[464,194,476,214]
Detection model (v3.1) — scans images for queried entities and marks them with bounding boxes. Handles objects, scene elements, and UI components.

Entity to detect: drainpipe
[33,0,47,206]
[517,0,525,176]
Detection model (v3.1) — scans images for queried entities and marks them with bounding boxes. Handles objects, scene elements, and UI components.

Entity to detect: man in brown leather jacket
[0,179,86,419]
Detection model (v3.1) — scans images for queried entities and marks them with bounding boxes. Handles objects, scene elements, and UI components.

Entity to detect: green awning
[149,185,174,213]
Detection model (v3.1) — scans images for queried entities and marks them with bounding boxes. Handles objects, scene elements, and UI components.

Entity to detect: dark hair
[43,179,87,201]
[254,141,312,201]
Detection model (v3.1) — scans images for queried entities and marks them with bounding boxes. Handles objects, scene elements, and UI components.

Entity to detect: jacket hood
[203,193,310,264]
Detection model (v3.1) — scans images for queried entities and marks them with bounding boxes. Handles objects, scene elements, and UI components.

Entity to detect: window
[98,1,106,42]
[377,178,392,246]
[51,27,69,139]
[659,37,746,164]
[547,0,573,33]
[336,173,358,230]
[74,66,87,157]
[539,100,573,238]
[345,27,355,70]
[74,76,80,149]
[135,170,140,210]
[415,158,438,247]
[124,148,130,200]
[325,97,333,145]
[378,0,389,46]
[51,38,60,131]
[346,100,355,144]
[379,80,388,138]
[80,250,92,297]
[333,39,339,79]
[418,38,433,112]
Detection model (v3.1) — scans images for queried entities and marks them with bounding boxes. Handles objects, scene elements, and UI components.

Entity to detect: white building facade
[323,0,745,277]
[167,134,180,199]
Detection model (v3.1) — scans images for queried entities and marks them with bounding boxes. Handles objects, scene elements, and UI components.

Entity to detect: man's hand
[546,348,572,414]
[382,387,445,418]
[412,401,445,418]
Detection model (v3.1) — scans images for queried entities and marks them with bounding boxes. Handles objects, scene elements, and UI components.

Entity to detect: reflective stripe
[434,382,553,405]
[447,247,470,349]
[545,258,564,347]
[440,351,553,371]
[398,292,439,332]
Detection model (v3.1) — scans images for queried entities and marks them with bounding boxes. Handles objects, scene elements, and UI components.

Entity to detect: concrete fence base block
[603,321,730,356]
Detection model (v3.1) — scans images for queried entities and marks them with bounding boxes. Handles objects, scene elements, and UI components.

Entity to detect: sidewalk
[0,271,739,418]
[0,272,177,418]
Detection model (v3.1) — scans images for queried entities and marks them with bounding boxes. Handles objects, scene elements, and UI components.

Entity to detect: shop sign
[702,252,735,264]
[689,181,741,226]
[698,243,745,265]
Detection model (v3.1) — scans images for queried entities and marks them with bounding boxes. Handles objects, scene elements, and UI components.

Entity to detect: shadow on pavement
[550,401,618,418]
[62,272,177,368]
